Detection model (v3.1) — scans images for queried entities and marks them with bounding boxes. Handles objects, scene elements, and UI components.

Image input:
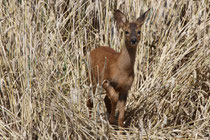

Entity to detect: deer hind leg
[86,86,95,118]
[104,95,111,114]
[102,80,118,125]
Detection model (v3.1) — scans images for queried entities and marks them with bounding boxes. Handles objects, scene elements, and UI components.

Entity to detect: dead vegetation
[0,0,209,139]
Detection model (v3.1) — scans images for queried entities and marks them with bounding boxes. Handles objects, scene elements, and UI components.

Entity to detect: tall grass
[0,0,209,139]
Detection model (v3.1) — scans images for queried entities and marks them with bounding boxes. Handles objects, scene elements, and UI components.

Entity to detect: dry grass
[0,0,209,139]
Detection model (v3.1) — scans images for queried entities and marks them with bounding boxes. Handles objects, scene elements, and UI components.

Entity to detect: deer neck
[118,42,137,73]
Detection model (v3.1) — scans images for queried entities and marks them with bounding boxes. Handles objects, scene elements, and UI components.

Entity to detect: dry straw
[0,0,209,139]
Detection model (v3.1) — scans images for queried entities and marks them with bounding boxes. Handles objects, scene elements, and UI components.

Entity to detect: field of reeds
[0,0,209,139]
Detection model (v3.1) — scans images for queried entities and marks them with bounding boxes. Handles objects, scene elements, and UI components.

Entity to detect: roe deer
[87,9,150,127]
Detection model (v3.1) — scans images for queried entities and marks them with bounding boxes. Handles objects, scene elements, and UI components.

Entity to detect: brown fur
[87,9,150,127]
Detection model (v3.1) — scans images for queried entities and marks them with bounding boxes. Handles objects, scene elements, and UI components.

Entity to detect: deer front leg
[102,80,118,125]
[118,93,128,127]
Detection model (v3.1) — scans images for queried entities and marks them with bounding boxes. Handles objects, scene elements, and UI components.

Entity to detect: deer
[87,9,150,128]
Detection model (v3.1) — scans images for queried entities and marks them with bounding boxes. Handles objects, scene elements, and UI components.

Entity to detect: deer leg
[86,98,93,118]
[86,86,95,118]
[104,95,111,114]
[102,80,118,125]
[118,93,128,127]
[117,101,125,127]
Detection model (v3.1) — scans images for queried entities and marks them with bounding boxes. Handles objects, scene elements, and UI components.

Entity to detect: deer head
[114,9,150,47]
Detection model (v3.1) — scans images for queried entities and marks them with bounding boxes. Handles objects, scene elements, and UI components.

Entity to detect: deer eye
[137,31,141,35]
[125,31,129,35]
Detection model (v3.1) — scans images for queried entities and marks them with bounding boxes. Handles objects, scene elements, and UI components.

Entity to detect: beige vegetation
[0,0,209,139]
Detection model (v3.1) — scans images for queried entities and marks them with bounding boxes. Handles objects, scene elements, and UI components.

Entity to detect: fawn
[87,9,150,127]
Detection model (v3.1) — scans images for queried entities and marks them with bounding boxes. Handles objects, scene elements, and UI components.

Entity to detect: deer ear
[136,8,150,25]
[114,10,128,28]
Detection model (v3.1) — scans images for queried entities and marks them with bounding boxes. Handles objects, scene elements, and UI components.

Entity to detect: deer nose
[130,38,137,45]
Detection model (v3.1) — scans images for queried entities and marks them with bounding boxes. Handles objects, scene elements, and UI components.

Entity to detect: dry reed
[0,0,209,139]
